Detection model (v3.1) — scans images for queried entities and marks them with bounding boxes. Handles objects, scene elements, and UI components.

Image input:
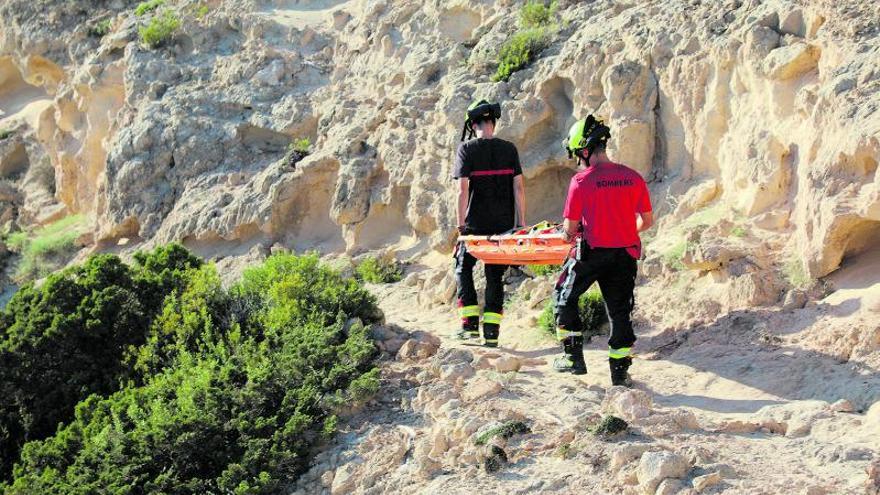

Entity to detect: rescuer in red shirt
[553,115,654,386]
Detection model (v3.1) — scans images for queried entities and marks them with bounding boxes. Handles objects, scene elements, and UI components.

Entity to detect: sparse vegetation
[139,10,180,49]
[0,129,12,140]
[88,19,112,38]
[731,225,747,237]
[135,0,165,16]
[195,4,210,19]
[291,137,311,153]
[520,0,559,29]
[530,263,560,277]
[493,28,552,82]
[662,238,688,271]
[589,415,628,437]
[784,255,811,288]
[474,420,531,445]
[284,137,312,167]
[5,214,89,281]
[537,287,608,338]
[492,1,558,82]
[356,254,403,284]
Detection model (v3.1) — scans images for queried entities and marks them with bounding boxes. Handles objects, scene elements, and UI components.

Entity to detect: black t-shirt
[453,138,523,235]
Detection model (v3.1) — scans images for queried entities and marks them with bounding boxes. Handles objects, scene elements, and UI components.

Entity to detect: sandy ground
[291,261,880,494]
[259,0,353,28]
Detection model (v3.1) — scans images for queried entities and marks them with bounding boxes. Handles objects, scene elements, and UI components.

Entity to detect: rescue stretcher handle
[457,233,569,241]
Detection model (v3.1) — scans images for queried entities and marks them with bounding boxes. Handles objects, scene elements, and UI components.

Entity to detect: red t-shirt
[562,162,652,259]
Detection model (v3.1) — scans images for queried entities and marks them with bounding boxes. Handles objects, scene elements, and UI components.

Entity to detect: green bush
[529,263,560,277]
[6,214,89,282]
[492,27,552,82]
[784,255,811,288]
[0,130,13,140]
[537,287,608,338]
[291,138,311,153]
[661,238,687,271]
[4,252,381,492]
[520,0,558,29]
[88,19,112,37]
[0,244,201,481]
[139,10,180,49]
[195,4,210,19]
[589,415,628,437]
[135,0,165,16]
[356,254,403,284]
[474,420,531,445]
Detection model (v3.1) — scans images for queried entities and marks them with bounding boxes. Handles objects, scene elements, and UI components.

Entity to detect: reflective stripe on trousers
[482,312,503,325]
[608,347,632,359]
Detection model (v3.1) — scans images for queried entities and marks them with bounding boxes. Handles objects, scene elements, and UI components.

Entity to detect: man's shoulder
[495,137,518,150]
[571,168,593,186]
[614,162,647,182]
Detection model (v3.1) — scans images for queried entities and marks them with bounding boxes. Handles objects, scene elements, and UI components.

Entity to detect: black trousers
[454,242,507,315]
[554,247,637,350]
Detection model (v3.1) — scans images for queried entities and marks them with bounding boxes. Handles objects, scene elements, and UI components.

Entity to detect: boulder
[637,451,690,495]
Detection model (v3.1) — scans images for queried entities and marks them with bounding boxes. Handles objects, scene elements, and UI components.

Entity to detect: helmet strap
[461,121,476,142]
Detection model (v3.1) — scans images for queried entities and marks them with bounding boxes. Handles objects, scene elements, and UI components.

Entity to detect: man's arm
[513,175,526,227]
[637,211,654,232]
[561,176,582,242]
[562,217,580,242]
[457,178,470,230]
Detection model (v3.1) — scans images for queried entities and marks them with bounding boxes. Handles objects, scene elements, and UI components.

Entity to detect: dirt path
[291,274,879,495]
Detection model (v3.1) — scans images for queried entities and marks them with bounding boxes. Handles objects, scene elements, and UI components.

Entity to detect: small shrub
[135,0,165,16]
[139,10,180,49]
[88,19,112,37]
[662,239,687,271]
[291,137,311,153]
[284,138,311,168]
[589,415,628,437]
[784,255,811,288]
[0,129,12,140]
[474,420,531,445]
[731,225,747,237]
[196,4,210,19]
[537,287,608,337]
[356,254,403,284]
[492,27,551,82]
[530,263,560,277]
[520,0,559,29]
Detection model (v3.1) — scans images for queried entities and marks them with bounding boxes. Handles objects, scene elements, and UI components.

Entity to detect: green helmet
[461,100,501,141]
[565,115,611,159]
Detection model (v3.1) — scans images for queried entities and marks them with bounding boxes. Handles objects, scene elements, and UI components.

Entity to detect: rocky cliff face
[0,0,878,298]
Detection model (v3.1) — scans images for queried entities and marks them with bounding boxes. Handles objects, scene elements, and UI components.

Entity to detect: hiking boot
[454,317,480,341]
[610,357,633,387]
[482,322,500,348]
[553,353,587,375]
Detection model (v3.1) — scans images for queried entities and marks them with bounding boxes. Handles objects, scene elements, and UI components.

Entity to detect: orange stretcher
[458,222,573,265]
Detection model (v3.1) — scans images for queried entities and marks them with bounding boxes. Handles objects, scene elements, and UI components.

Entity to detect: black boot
[482,322,499,348]
[455,317,480,341]
[609,357,633,387]
[553,336,586,375]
